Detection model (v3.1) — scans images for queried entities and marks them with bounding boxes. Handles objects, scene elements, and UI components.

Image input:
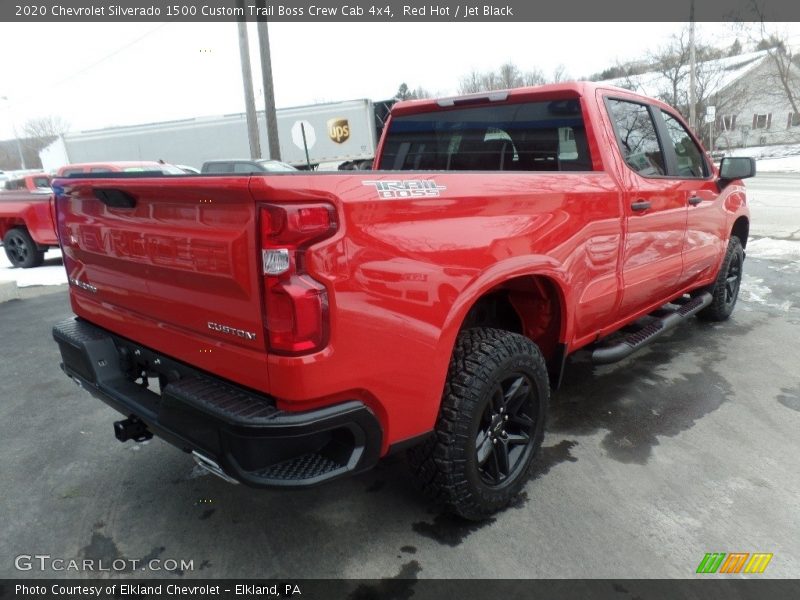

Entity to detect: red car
[0,162,185,268]
[55,161,186,177]
[51,82,753,518]
[0,173,57,268]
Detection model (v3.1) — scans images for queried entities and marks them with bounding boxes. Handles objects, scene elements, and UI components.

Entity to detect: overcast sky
[1,21,799,140]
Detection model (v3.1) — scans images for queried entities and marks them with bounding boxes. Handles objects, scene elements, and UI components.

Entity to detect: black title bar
[3,579,800,600]
[2,0,800,22]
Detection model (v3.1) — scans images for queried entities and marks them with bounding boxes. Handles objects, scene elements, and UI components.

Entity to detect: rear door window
[204,163,232,174]
[379,99,593,172]
[606,99,666,176]
[233,163,258,173]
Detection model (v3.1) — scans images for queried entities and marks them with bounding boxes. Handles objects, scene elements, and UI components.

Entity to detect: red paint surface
[53,83,750,454]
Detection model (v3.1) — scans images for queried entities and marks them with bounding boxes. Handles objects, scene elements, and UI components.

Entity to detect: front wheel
[697,236,744,322]
[408,328,549,520]
[3,227,45,268]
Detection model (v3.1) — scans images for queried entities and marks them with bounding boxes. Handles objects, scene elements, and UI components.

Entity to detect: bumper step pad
[254,453,343,481]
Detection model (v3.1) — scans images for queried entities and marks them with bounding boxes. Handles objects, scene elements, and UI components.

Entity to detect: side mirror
[719,156,756,182]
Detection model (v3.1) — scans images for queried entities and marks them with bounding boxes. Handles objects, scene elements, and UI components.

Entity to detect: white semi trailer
[40,99,394,172]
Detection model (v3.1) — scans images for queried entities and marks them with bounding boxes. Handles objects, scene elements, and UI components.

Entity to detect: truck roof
[390,81,673,116]
[55,161,184,176]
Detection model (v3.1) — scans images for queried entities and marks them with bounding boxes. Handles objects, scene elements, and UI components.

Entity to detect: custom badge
[327,118,350,143]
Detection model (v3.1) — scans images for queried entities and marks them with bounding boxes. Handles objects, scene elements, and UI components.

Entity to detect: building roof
[599,51,770,100]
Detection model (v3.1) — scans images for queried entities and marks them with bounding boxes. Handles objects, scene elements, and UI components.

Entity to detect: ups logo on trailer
[328,118,350,144]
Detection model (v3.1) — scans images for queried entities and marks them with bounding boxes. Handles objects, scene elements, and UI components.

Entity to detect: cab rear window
[378,99,593,172]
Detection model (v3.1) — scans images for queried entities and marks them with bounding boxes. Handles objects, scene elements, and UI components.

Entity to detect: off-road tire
[697,236,744,322]
[3,227,45,268]
[407,328,549,520]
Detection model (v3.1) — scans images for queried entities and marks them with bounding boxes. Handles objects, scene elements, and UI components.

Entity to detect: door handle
[688,196,703,206]
[93,188,136,208]
[631,200,651,211]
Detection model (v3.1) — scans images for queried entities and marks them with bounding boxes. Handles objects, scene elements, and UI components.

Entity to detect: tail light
[259,203,337,354]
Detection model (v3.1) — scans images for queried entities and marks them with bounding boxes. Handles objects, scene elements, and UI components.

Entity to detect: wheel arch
[436,258,572,391]
[731,215,749,249]
[0,218,26,240]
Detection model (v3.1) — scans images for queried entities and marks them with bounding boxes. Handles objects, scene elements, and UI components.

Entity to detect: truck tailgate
[55,176,268,387]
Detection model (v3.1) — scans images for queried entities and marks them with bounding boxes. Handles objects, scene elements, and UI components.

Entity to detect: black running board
[592,293,713,365]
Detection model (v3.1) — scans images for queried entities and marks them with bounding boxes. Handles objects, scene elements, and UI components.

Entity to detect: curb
[0,280,20,303]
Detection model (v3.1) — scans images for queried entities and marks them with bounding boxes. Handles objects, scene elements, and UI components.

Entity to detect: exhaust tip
[192,451,239,485]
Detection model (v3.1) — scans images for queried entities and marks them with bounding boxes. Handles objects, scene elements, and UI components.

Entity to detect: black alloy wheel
[475,373,538,488]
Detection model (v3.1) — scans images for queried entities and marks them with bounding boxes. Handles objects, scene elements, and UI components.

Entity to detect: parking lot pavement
[1,245,798,581]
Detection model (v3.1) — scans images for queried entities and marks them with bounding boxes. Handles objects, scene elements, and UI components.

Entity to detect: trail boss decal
[327,118,350,143]
[363,180,447,199]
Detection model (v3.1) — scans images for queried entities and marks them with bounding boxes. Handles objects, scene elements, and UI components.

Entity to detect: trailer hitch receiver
[114,416,153,443]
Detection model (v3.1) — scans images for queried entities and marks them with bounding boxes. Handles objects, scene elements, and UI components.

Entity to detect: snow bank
[746,237,800,260]
[756,155,800,173]
[725,143,800,172]
[727,143,800,160]
[0,249,68,287]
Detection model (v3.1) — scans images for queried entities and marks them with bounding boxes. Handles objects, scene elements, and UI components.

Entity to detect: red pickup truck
[51,82,753,519]
[0,173,58,268]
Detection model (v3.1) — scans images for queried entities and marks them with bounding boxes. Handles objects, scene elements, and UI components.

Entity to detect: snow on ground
[727,143,800,160]
[0,249,68,287]
[739,274,772,304]
[755,155,800,173]
[726,143,800,172]
[739,238,799,312]
[746,237,800,260]
[739,273,794,312]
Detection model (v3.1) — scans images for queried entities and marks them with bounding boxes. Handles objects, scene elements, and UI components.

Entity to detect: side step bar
[592,293,713,365]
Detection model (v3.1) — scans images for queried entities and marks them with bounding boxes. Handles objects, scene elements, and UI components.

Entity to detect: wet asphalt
[1,217,799,581]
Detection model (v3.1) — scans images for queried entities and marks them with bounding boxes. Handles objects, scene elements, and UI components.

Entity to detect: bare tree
[645,27,736,138]
[551,64,570,83]
[412,86,432,99]
[522,69,546,86]
[458,69,484,94]
[458,63,554,94]
[755,30,799,114]
[21,115,70,155]
[394,83,432,101]
[649,29,692,110]
[737,5,800,115]
[498,62,522,88]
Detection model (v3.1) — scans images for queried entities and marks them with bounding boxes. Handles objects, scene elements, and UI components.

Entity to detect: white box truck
[40,99,394,172]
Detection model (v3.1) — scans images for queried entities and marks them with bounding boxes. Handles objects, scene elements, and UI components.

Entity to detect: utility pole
[1,96,27,169]
[13,128,26,170]
[236,1,261,159]
[689,0,697,132]
[257,13,281,161]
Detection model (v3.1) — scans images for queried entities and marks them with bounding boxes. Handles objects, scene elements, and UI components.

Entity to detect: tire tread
[408,327,549,520]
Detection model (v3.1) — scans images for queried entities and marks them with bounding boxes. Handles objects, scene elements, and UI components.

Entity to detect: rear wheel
[698,236,744,322]
[3,227,45,268]
[408,328,549,520]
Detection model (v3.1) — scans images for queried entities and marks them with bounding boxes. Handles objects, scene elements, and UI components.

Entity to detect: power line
[49,24,170,89]
[3,23,170,110]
